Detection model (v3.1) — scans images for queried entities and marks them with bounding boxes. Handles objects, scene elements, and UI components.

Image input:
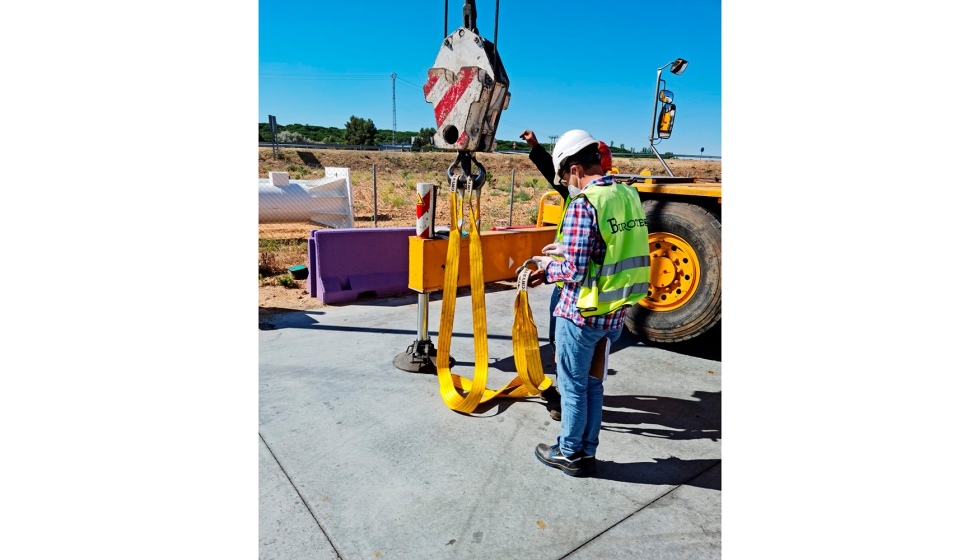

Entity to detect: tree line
[258,116,650,153]
[259,117,431,147]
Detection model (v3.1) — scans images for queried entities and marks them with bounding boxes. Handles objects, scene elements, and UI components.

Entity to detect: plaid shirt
[545,175,629,330]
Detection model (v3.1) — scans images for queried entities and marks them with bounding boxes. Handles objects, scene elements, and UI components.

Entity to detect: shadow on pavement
[256,307,518,338]
[258,281,525,326]
[621,320,721,362]
[596,457,721,490]
[261,290,719,365]
[259,307,328,322]
[602,391,721,442]
[260,290,719,351]
[461,398,525,417]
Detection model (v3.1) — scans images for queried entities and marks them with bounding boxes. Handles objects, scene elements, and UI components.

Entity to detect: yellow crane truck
[537,58,721,343]
[420,1,719,345]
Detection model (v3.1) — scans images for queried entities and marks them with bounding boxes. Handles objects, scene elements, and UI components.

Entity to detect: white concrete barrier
[258,168,355,228]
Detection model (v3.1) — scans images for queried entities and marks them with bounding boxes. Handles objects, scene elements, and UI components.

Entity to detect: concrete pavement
[259,283,721,559]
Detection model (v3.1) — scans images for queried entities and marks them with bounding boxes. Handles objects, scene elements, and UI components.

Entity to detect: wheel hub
[651,255,677,287]
[640,232,700,312]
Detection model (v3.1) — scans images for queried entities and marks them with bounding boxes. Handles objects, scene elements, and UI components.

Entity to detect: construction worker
[526,129,650,477]
[518,129,614,422]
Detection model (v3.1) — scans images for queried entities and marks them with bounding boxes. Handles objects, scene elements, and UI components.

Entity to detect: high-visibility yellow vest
[574,182,651,317]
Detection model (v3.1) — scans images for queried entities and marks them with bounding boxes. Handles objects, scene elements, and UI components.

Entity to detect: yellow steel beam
[536,181,722,228]
[633,182,721,197]
[409,227,558,293]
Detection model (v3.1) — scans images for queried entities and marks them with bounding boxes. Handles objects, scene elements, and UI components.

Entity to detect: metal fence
[256,164,560,281]
[260,142,721,160]
[260,141,420,152]
[256,145,722,283]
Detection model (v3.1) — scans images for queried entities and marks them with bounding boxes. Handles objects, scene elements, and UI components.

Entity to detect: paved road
[259,285,721,559]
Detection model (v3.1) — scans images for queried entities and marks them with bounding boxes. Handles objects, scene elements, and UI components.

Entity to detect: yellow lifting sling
[435,175,552,414]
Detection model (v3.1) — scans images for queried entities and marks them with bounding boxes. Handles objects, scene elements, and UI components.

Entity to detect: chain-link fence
[256,148,723,284]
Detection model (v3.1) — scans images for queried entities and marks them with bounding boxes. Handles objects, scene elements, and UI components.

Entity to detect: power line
[391,72,398,144]
[396,77,423,89]
[259,74,393,81]
[262,72,530,139]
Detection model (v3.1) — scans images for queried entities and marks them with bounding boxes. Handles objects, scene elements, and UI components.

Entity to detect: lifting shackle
[446,151,486,191]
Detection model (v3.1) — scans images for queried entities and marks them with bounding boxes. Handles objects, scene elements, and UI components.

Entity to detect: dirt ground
[259,281,326,318]
[258,147,721,318]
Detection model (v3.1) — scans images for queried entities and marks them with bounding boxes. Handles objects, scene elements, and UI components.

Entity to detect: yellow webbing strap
[435,177,552,414]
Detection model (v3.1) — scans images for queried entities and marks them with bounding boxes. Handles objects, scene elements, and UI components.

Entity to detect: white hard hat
[551,129,600,185]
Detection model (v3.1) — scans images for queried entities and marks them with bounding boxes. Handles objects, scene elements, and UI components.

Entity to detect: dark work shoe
[581,455,597,476]
[546,400,562,421]
[541,386,560,400]
[534,442,584,476]
[541,386,562,421]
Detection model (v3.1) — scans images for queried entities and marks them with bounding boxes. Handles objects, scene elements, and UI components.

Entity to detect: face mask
[567,173,582,197]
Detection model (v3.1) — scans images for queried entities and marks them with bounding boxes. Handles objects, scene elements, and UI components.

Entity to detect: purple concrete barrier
[306,227,416,304]
[307,233,319,300]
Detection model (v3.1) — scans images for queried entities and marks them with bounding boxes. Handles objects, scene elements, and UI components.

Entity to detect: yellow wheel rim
[639,232,700,312]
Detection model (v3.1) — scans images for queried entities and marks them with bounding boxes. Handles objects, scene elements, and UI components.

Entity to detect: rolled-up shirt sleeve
[545,197,597,284]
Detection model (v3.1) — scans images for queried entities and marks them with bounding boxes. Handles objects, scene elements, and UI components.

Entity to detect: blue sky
[260,0,721,156]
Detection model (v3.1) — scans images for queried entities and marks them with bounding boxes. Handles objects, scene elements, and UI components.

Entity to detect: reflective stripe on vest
[597,282,650,303]
[596,255,650,279]
[573,182,651,317]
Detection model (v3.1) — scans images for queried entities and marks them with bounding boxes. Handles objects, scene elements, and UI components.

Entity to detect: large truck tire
[626,200,721,343]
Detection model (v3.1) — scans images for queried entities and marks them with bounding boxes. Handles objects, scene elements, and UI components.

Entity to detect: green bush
[259,238,282,251]
[381,186,407,206]
[277,130,311,144]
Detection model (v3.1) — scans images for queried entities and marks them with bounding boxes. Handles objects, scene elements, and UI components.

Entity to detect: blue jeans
[555,316,621,457]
